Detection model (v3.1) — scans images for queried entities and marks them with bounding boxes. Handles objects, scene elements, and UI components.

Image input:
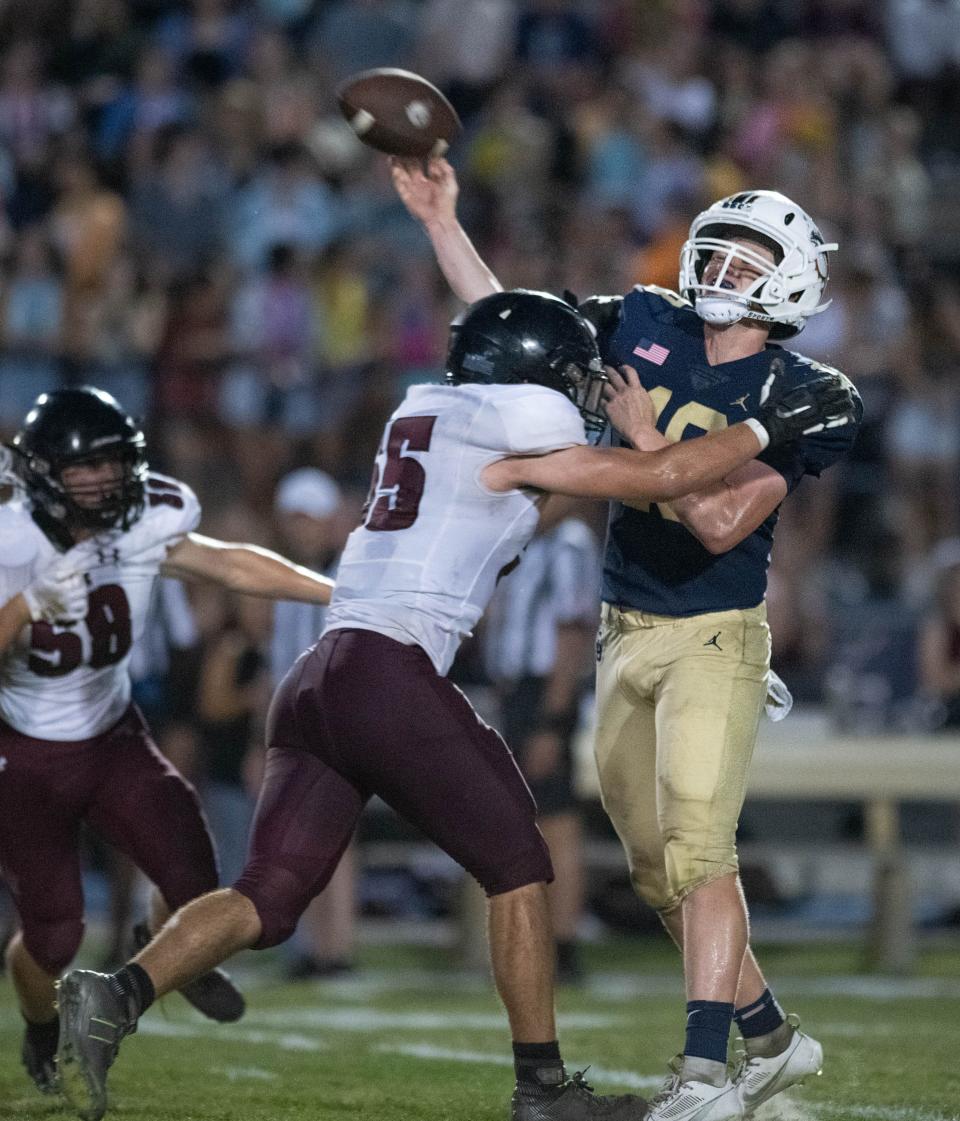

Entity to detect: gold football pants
[594,601,770,913]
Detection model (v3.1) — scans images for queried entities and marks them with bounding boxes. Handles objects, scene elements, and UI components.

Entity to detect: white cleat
[734,1016,823,1117]
[645,1059,743,1121]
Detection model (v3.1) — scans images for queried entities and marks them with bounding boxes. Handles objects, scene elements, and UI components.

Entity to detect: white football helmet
[679,190,837,339]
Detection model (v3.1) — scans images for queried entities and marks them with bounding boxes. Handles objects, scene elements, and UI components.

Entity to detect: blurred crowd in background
[3,0,960,949]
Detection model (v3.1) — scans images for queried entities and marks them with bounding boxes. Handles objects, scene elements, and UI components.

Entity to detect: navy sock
[684,1000,734,1065]
[734,988,785,1039]
[113,963,156,1018]
[513,1041,564,1090]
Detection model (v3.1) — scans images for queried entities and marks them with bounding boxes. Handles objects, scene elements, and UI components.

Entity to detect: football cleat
[131,921,245,1023]
[733,1015,823,1116]
[56,970,137,1121]
[511,1069,646,1121]
[644,1057,742,1121]
[21,1025,59,1094]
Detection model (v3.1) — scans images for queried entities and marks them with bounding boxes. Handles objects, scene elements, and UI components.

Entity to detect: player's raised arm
[161,533,334,604]
[390,156,502,303]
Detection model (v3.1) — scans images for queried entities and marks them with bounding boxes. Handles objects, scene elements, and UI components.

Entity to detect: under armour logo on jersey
[730,394,750,412]
[96,546,121,566]
[703,632,723,651]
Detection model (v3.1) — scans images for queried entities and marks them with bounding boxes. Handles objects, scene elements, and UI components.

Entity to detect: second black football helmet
[11,386,148,539]
[445,289,608,435]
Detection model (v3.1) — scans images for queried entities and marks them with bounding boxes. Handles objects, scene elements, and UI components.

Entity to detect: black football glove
[757,369,857,447]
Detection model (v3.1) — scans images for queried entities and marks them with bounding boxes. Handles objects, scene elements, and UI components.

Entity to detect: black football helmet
[445,289,608,435]
[11,386,147,540]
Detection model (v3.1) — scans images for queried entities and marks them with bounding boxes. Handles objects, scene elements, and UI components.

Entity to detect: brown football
[336,68,462,159]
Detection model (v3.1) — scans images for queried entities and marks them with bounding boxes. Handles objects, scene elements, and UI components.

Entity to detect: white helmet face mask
[679,191,838,339]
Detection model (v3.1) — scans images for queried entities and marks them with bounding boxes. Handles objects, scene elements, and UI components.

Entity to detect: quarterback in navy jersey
[391,161,861,1121]
[594,281,860,617]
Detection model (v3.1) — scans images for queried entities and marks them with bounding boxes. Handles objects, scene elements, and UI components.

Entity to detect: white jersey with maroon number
[0,474,200,740]
[323,381,587,675]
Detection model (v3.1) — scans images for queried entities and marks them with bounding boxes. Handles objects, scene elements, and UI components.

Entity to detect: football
[336,68,462,159]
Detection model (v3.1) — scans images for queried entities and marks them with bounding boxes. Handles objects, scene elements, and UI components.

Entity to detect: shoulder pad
[633,284,692,310]
[578,295,623,357]
[141,474,201,539]
[578,294,624,332]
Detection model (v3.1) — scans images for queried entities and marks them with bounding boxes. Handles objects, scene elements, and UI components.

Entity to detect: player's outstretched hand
[389,155,458,224]
[21,555,88,623]
[758,370,857,447]
[602,364,656,443]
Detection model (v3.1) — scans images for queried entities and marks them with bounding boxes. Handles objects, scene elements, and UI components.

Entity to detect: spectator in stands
[0,226,63,429]
[918,562,960,729]
[270,467,357,978]
[483,501,601,983]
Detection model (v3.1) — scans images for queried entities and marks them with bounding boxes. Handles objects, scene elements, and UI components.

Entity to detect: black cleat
[131,921,245,1023]
[511,1070,647,1121]
[22,1026,59,1095]
[56,970,136,1121]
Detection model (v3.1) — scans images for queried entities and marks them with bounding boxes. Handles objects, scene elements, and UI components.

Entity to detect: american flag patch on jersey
[633,339,670,365]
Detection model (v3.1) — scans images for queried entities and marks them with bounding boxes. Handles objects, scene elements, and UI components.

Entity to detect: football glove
[758,369,857,447]
[21,556,89,623]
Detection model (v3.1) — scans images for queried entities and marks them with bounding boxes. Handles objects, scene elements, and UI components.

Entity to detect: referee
[484,504,601,983]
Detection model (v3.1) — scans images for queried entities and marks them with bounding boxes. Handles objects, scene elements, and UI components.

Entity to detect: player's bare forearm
[669,465,787,553]
[618,421,786,552]
[424,215,502,304]
[490,423,764,503]
[390,157,501,303]
[0,593,31,655]
[162,534,334,604]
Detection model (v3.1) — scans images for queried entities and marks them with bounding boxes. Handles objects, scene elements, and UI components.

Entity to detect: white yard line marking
[212,1065,278,1082]
[375,1044,662,1090]
[247,1007,622,1031]
[375,1044,960,1119]
[139,1019,324,1052]
[816,1021,910,1038]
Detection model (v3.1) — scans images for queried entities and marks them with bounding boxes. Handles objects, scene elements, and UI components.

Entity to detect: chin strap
[694,296,750,326]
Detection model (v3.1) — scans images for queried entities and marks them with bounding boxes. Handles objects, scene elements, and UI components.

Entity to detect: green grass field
[2,938,959,1121]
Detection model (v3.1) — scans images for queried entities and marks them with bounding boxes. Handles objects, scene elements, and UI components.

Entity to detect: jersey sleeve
[578,294,624,360]
[137,475,202,554]
[492,389,588,456]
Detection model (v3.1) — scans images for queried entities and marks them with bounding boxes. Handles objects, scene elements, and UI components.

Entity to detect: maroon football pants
[235,628,553,948]
[0,706,218,975]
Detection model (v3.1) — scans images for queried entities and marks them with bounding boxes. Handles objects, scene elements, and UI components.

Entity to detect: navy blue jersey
[597,286,861,616]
